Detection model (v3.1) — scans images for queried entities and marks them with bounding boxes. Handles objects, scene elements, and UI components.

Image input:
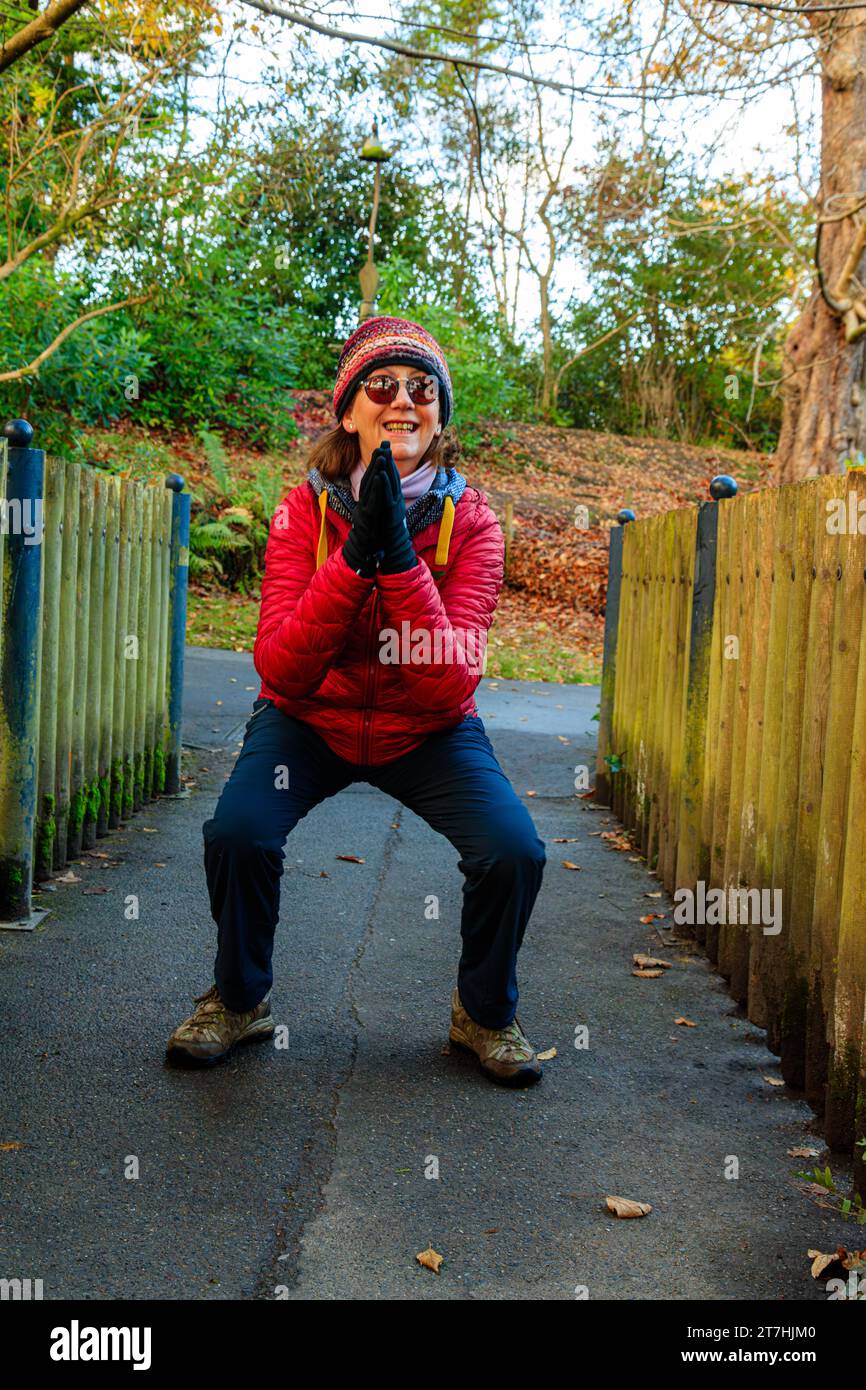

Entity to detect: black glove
[377,444,418,575]
[342,454,387,576]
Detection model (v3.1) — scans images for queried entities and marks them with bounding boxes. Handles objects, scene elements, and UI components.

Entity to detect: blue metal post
[0,420,45,925]
[164,474,190,795]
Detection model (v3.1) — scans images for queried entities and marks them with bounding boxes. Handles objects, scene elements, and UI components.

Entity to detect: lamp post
[358,118,392,324]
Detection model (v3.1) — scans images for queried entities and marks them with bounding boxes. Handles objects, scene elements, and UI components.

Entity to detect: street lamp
[358,117,392,324]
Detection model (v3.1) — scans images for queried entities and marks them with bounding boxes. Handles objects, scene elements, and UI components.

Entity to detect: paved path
[0,648,851,1300]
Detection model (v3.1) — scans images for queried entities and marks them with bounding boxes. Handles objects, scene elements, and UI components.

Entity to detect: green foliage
[377,253,531,426]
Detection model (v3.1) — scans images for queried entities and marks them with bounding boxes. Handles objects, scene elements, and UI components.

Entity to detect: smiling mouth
[382,421,418,432]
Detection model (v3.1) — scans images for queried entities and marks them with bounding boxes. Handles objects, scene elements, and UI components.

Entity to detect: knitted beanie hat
[333,315,453,428]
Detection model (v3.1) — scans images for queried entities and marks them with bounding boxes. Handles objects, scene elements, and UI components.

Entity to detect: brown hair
[307,389,451,483]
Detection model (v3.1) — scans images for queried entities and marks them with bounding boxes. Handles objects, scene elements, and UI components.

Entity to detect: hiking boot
[449,988,542,1088]
[165,984,274,1066]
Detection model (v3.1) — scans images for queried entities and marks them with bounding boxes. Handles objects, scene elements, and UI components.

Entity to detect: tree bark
[775,13,866,482]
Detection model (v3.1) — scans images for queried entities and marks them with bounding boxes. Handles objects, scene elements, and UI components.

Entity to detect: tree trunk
[775,18,866,482]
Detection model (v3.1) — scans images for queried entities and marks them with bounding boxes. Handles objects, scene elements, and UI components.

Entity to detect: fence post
[0,420,46,926]
[596,508,634,804]
[164,473,190,795]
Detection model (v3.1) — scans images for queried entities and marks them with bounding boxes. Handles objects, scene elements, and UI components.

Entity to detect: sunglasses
[359,372,440,406]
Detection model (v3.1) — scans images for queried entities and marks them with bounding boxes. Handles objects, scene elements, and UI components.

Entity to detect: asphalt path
[0,647,851,1300]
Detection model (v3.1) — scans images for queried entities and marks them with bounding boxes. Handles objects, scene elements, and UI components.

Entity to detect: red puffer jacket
[253,465,505,765]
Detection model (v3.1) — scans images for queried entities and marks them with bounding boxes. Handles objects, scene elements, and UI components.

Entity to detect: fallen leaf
[632,968,665,978]
[789,1147,820,1159]
[640,913,664,924]
[808,1249,845,1279]
[141,827,159,833]
[82,886,109,895]
[562,861,582,871]
[319,871,329,878]
[526,790,537,797]
[53,870,81,883]
[537,1047,557,1061]
[606,1195,652,1218]
[335,854,365,864]
[0,1141,22,1152]
[674,1017,697,1027]
[552,837,580,843]
[633,953,673,969]
[763,1075,785,1086]
[153,862,166,868]
[416,1247,443,1274]
[644,891,663,899]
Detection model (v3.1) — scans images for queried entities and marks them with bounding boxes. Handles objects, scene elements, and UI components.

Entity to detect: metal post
[0,420,47,927]
[164,474,190,795]
[595,509,634,804]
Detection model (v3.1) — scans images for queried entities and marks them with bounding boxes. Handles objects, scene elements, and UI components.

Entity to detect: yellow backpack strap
[316,489,329,569]
[432,496,456,575]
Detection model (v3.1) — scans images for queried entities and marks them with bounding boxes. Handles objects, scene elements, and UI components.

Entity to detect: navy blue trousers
[202,699,546,1028]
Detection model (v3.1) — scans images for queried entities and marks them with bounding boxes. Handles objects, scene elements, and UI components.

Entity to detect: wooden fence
[598,474,866,1190]
[0,420,191,928]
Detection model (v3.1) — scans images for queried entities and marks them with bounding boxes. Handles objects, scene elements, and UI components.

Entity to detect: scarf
[348,455,439,504]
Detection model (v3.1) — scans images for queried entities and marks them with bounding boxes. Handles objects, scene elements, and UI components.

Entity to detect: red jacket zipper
[359,588,381,763]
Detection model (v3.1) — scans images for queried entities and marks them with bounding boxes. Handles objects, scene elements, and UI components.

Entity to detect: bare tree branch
[0,0,90,75]
[0,292,154,382]
[237,0,592,97]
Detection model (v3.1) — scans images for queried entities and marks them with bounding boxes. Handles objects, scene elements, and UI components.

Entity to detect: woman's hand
[342,452,388,576]
[377,446,418,575]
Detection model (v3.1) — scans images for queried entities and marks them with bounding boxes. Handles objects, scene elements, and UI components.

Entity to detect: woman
[165,315,547,1087]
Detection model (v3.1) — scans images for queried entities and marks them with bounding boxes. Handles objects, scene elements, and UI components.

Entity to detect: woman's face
[341,361,442,475]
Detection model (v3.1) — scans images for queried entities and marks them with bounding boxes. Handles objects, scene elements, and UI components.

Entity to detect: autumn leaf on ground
[578,787,597,798]
[537,1047,557,1061]
[633,968,665,978]
[141,827,159,833]
[606,1195,652,1218]
[562,861,582,871]
[808,1248,848,1279]
[644,891,663,899]
[82,886,110,895]
[552,837,580,843]
[335,855,365,864]
[633,954,672,969]
[0,1141,22,1152]
[763,1075,785,1086]
[640,913,664,924]
[789,1147,820,1159]
[673,1017,697,1027]
[416,1247,443,1274]
[526,790,537,796]
[52,870,81,883]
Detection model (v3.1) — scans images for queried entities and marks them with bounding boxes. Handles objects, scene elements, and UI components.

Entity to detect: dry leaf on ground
[416,1247,443,1274]
[808,1248,849,1279]
[335,855,365,864]
[537,1047,557,1061]
[0,1141,22,1152]
[673,1017,697,1027]
[606,1195,652,1218]
[53,870,81,883]
[633,954,673,969]
[763,1075,785,1086]
[789,1147,820,1158]
[562,861,582,871]
[633,968,665,978]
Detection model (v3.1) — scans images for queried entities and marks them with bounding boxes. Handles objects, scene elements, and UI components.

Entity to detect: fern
[198,426,232,498]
